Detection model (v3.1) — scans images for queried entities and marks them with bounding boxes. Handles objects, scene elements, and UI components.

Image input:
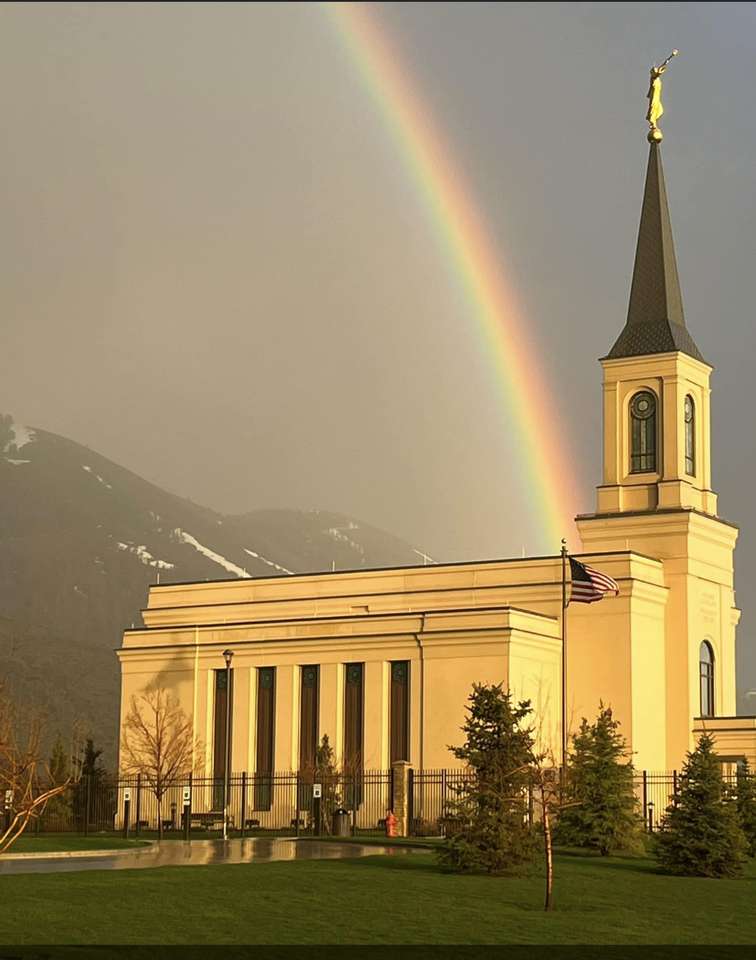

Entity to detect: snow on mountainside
[0,415,422,762]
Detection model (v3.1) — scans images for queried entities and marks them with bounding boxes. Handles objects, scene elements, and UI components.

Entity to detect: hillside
[0,416,423,763]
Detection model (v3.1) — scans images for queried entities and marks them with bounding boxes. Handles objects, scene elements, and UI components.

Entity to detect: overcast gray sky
[1,2,755,699]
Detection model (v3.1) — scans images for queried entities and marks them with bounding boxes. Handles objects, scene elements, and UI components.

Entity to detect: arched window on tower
[685,395,696,476]
[699,641,715,718]
[630,390,657,473]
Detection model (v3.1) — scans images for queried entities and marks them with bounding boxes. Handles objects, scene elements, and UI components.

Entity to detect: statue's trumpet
[659,49,679,70]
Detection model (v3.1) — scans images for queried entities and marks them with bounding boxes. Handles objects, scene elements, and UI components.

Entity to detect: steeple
[606,142,705,363]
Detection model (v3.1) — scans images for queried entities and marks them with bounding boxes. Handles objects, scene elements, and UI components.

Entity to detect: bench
[190,812,232,831]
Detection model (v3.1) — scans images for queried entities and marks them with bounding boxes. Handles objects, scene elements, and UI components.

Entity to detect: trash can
[332,807,350,837]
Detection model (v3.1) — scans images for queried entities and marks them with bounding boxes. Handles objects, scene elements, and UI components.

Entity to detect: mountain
[0,416,423,763]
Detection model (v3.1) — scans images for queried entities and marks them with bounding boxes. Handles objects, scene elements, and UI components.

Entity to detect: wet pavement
[0,838,412,876]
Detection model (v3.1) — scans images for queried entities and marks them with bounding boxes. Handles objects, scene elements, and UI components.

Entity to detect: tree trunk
[157,796,163,841]
[542,787,554,912]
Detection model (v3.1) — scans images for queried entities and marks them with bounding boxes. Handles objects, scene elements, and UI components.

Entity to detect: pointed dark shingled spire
[606,142,705,362]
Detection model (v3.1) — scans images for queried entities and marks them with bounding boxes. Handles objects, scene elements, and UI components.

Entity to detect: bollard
[135,774,142,836]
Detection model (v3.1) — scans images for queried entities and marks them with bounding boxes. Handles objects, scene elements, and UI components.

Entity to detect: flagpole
[561,538,568,768]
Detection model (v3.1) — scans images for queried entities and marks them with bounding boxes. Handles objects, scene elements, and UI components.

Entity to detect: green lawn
[0,851,754,944]
[7,835,150,854]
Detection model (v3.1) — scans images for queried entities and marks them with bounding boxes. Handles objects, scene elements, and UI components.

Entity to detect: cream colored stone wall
[118,554,677,774]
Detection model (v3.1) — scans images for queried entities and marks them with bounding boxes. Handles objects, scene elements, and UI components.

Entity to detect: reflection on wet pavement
[0,839,412,875]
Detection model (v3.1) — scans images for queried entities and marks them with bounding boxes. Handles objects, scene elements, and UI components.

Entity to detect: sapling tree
[120,688,202,839]
[0,685,80,854]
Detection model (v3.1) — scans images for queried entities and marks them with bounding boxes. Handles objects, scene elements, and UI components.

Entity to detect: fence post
[135,774,142,836]
[673,769,678,800]
[83,775,91,837]
[183,772,192,841]
[240,771,247,839]
[391,761,411,838]
[407,768,415,835]
[295,774,301,837]
[123,795,131,840]
[641,770,648,830]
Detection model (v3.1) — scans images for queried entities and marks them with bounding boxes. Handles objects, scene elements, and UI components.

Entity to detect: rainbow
[324,2,584,551]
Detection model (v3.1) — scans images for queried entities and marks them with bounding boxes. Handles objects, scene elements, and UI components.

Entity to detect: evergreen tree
[656,733,747,877]
[736,759,756,857]
[555,704,642,855]
[73,739,113,830]
[438,684,538,874]
[49,735,70,785]
[314,734,340,833]
[45,734,73,826]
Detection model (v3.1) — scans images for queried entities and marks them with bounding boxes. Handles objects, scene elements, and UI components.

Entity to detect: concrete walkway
[0,838,411,875]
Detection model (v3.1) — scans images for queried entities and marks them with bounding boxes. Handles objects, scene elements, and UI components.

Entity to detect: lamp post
[222,649,234,840]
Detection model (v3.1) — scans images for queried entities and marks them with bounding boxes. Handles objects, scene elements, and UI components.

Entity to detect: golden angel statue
[646,50,678,141]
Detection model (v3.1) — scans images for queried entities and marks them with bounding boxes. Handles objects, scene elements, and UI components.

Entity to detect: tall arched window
[630,391,657,473]
[699,641,715,718]
[685,395,695,476]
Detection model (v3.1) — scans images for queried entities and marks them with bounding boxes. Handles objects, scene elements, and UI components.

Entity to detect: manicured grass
[302,834,443,850]
[7,835,151,854]
[0,850,754,944]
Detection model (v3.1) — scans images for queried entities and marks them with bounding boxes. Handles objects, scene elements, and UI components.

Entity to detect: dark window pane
[254,667,275,811]
[390,660,410,763]
[344,663,364,809]
[685,395,695,476]
[630,391,657,473]
[699,642,714,718]
[213,668,234,809]
[299,665,319,772]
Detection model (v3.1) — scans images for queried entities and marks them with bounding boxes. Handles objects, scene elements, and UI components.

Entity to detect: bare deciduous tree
[120,687,202,838]
[0,684,81,855]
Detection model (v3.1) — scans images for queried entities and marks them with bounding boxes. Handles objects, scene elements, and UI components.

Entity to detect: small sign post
[122,788,131,840]
[182,785,192,841]
[313,783,322,837]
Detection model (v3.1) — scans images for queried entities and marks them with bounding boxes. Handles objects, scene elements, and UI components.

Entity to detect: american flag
[568,557,619,604]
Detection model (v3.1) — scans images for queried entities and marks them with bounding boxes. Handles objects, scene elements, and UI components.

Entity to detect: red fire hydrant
[385,810,397,838]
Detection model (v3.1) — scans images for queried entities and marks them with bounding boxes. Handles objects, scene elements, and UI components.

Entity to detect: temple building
[117,138,756,780]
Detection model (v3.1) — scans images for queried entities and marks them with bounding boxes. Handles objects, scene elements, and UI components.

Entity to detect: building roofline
[123,602,561,636]
[577,507,739,531]
[143,549,653,593]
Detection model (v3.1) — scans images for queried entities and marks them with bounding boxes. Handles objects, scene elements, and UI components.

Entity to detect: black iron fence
[23,770,394,837]
[634,769,740,831]
[11,767,746,838]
